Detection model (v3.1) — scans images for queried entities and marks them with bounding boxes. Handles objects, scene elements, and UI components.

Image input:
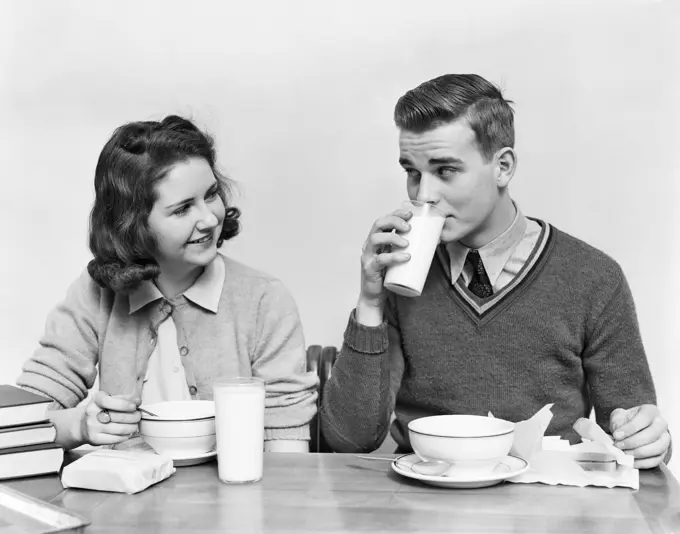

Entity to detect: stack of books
[0,385,64,480]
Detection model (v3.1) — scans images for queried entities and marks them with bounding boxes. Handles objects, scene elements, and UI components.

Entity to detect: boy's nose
[415,174,440,204]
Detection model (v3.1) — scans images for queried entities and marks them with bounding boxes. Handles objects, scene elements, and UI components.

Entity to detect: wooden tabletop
[5,453,680,534]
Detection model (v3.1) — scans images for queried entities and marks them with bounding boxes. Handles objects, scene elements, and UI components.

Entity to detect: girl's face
[147,157,226,274]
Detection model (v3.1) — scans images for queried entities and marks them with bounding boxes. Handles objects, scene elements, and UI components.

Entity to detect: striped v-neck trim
[436,219,555,321]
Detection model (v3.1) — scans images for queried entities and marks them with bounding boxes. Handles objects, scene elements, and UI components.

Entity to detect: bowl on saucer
[408,414,515,475]
[139,400,216,458]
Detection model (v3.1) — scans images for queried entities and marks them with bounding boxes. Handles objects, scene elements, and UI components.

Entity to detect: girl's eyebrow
[165,197,194,209]
[165,183,219,209]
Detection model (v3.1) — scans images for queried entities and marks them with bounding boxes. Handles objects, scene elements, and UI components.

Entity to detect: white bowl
[139,400,215,438]
[142,434,216,457]
[408,415,515,473]
[141,400,215,421]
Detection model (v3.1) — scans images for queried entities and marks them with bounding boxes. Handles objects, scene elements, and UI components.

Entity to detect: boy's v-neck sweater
[320,221,657,452]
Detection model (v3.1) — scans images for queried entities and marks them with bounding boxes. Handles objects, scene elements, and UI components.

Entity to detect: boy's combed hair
[87,115,240,292]
[394,74,515,161]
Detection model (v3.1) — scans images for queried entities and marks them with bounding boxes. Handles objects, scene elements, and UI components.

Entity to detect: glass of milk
[383,200,446,297]
[213,377,265,484]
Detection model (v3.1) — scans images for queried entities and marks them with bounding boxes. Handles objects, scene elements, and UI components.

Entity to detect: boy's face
[399,119,503,245]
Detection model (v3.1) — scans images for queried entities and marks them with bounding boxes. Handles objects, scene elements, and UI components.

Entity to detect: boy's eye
[405,169,421,180]
[438,166,459,177]
[206,188,220,200]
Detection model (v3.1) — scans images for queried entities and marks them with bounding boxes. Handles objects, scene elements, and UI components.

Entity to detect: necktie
[465,249,493,298]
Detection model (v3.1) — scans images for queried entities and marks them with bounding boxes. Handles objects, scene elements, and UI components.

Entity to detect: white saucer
[171,450,217,467]
[392,454,529,489]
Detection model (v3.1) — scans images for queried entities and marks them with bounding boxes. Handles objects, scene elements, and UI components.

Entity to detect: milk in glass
[384,201,446,297]
[213,377,265,484]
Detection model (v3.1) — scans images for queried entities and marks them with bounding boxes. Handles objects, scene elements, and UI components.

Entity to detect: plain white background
[1,0,678,475]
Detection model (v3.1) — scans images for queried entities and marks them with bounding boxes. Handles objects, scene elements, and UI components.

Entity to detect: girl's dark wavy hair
[87,115,240,292]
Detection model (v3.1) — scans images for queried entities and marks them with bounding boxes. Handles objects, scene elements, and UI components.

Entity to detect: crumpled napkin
[493,405,639,489]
